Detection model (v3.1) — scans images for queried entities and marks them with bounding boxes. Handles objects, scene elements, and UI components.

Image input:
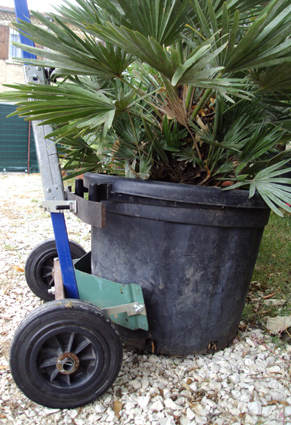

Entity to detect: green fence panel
[0,103,39,173]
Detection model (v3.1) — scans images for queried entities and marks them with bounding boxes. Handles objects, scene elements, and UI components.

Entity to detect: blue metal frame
[51,213,79,298]
[13,0,37,60]
[14,0,79,299]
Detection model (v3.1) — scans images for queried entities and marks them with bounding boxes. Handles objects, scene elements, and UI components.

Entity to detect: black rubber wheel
[10,299,123,409]
[25,239,86,301]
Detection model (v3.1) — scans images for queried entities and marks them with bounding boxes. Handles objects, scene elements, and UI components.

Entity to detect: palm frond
[4,82,116,138]
[87,23,175,79]
[223,161,291,216]
[14,15,133,78]
[1,0,291,215]
[97,0,192,46]
[224,0,291,73]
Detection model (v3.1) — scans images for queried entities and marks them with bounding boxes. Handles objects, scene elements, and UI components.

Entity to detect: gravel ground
[0,173,291,425]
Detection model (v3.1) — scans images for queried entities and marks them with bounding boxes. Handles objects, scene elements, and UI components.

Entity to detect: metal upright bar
[23,66,65,201]
[13,0,35,61]
[27,121,31,173]
[14,0,79,298]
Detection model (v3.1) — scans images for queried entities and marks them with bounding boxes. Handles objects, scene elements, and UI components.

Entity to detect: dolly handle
[13,0,79,299]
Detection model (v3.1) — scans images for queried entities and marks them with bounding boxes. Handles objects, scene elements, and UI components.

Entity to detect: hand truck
[10,0,148,409]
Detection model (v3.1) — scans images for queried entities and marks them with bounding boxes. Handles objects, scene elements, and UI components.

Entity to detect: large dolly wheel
[25,239,86,301]
[10,299,123,409]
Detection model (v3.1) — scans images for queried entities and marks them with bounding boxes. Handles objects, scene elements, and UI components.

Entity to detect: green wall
[0,103,39,173]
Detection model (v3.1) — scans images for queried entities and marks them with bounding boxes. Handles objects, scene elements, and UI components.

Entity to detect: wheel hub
[56,352,80,375]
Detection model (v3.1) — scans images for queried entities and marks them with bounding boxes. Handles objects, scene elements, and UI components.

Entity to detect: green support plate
[74,253,148,331]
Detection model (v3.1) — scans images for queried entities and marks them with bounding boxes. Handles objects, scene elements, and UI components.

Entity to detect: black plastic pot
[83,173,270,355]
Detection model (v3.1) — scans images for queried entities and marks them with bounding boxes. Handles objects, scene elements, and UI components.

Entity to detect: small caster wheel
[25,239,86,301]
[10,299,123,409]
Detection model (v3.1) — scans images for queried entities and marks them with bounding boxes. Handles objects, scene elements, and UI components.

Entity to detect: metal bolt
[56,352,80,374]
[134,303,144,314]
[46,188,52,193]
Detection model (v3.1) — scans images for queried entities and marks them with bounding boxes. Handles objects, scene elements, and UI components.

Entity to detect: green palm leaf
[5,82,116,137]
[225,161,291,216]
[14,14,133,78]
[1,0,291,215]
[224,0,291,73]
[96,0,191,46]
[87,23,174,79]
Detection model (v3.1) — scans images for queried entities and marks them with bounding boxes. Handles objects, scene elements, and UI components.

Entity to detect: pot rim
[84,172,268,210]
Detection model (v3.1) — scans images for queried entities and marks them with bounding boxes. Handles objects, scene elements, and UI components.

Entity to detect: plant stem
[186,124,202,161]
[176,41,183,63]
[190,88,212,121]
[212,95,220,140]
[185,85,195,111]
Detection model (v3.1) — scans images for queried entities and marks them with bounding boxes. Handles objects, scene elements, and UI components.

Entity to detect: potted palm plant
[2,0,291,355]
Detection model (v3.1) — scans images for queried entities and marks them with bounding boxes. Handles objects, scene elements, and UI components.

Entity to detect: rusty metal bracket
[65,189,106,228]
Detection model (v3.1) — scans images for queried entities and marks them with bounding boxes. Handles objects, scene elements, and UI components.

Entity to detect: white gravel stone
[158,417,175,425]
[1,174,291,425]
[262,405,276,417]
[270,391,287,402]
[180,416,190,425]
[129,379,142,390]
[248,401,262,415]
[137,396,150,410]
[186,408,195,420]
[164,398,181,410]
[245,414,258,424]
[268,365,282,373]
[68,410,78,419]
[150,400,164,412]
[95,403,106,413]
